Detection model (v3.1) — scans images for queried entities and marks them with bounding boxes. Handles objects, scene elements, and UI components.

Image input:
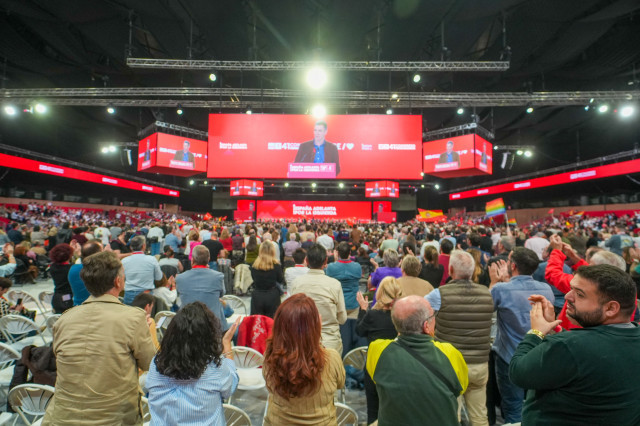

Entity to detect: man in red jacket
[545,234,627,329]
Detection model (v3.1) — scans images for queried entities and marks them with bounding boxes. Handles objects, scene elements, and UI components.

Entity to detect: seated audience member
[109,230,132,259]
[263,294,346,425]
[250,241,284,318]
[147,302,239,425]
[367,295,468,426]
[0,244,16,278]
[158,246,183,272]
[355,278,403,425]
[0,277,32,318]
[131,292,160,349]
[176,245,227,330]
[155,264,178,308]
[326,241,364,356]
[290,244,347,354]
[510,265,640,424]
[368,248,402,298]
[13,244,38,283]
[49,243,75,314]
[42,251,156,425]
[545,234,627,329]
[398,253,442,297]
[285,248,309,289]
[488,247,555,424]
[68,241,102,306]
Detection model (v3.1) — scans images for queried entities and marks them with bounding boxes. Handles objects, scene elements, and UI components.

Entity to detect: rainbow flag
[508,218,517,226]
[485,198,506,217]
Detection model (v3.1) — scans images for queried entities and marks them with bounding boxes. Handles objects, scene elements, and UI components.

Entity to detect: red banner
[0,153,179,197]
[365,181,399,198]
[450,158,640,200]
[208,114,422,179]
[230,180,264,197]
[138,132,207,177]
[423,134,493,178]
[237,200,256,211]
[257,200,371,221]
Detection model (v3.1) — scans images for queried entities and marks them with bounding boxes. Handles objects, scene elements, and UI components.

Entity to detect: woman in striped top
[263,294,346,425]
[146,302,240,426]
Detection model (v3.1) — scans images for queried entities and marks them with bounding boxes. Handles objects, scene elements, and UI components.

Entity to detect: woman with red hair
[49,243,75,313]
[263,293,345,425]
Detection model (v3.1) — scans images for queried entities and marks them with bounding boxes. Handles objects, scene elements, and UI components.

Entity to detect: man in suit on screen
[294,120,341,176]
[173,140,195,166]
[438,140,460,167]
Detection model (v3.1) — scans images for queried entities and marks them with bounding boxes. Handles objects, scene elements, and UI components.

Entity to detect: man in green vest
[510,264,640,424]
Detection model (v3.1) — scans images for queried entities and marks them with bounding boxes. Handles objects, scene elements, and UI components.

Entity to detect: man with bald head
[366,296,468,426]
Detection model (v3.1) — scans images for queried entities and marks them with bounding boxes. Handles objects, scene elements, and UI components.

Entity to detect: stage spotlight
[386,107,393,115]
[524,150,532,157]
[598,104,609,113]
[589,98,595,104]
[209,72,217,82]
[391,93,398,99]
[457,107,464,115]
[421,184,425,188]
[420,172,425,176]
[306,67,327,90]
[109,145,116,153]
[526,106,534,114]
[620,105,635,118]
[34,103,47,114]
[311,104,326,119]
[494,145,499,150]
[3,105,17,116]
[203,180,208,185]
[584,105,590,111]
[213,185,216,190]
[516,150,523,156]
[189,179,195,185]
[107,106,115,114]
[412,74,421,83]
[246,105,252,115]
[101,147,109,154]
[339,182,344,188]
[176,105,183,115]
[311,182,317,188]
[434,184,440,190]
[284,182,289,187]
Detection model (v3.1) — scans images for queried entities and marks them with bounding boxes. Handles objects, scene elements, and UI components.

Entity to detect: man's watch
[526,329,545,340]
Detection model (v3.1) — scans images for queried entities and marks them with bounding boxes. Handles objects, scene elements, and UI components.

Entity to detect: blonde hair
[373,277,403,310]
[252,241,280,271]
[220,229,230,240]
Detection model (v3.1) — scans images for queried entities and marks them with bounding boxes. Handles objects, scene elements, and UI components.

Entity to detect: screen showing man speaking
[208,114,422,179]
[137,132,207,175]
[423,134,493,178]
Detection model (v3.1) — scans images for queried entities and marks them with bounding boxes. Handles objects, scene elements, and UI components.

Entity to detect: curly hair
[154,302,224,380]
[49,243,74,264]
[263,294,326,400]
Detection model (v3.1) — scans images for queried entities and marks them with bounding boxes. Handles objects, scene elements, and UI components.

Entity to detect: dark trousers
[364,369,379,425]
[339,317,367,357]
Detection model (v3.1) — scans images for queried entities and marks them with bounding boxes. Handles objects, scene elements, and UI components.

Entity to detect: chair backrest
[141,396,151,423]
[37,291,54,315]
[45,314,61,335]
[8,384,55,426]
[223,403,252,426]
[0,315,46,345]
[6,290,40,314]
[0,342,21,370]
[343,346,368,370]
[154,311,175,329]
[335,402,358,426]
[231,346,264,369]
[221,295,248,315]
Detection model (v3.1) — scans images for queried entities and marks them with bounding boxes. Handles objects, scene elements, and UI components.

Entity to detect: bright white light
[421,184,425,188]
[420,172,425,176]
[516,150,523,156]
[311,182,317,188]
[284,182,289,187]
[203,181,208,185]
[413,74,421,83]
[246,108,252,115]
[306,67,327,90]
[457,107,464,115]
[209,73,217,82]
[339,182,344,188]
[3,105,17,116]
[386,108,393,115]
[311,104,327,119]
[598,104,609,113]
[620,105,635,118]
[584,105,590,111]
[35,103,47,114]
[176,107,183,115]
[107,106,115,114]
[526,106,534,113]
[524,150,532,157]
[391,93,398,99]
[109,145,116,153]
[494,146,499,150]
[589,98,595,104]
[101,147,109,154]
[189,179,195,185]
[435,184,440,190]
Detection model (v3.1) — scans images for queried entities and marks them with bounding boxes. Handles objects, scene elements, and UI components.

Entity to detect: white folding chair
[37,291,54,319]
[0,315,49,349]
[340,346,368,403]
[141,396,151,425]
[229,346,265,404]
[154,311,175,342]
[335,402,358,426]
[7,384,55,426]
[222,295,248,315]
[223,403,252,426]
[44,314,61,337]
[6,290,44,319]
[0,342,21,398]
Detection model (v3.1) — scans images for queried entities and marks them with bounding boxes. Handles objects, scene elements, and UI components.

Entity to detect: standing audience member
[263,294,345,425]
[291,244,347,354]
[202,231,224,271]
[146,302,239,425]
[250,241,284,318]
[121,236,163,305]
[68,241,103,306]
[417,247,442,292]
[368,248,402,297]
[42,251,156,425]
[438,239,454,286]
[398,254,434,297]
[284,248,309,289]
[366,296,468,426]
[355,278,402,425]
[49,243,75,314]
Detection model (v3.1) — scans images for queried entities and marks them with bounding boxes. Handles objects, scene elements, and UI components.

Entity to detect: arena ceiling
[0,0,639,195]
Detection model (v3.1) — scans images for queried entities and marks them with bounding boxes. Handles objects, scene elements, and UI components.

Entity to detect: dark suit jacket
[437,151,460,165]
[172,150,195,164]
[294,141,341,176]
[144,150,150,161]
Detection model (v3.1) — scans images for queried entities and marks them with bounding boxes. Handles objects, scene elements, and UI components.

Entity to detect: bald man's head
[391,295,435,335]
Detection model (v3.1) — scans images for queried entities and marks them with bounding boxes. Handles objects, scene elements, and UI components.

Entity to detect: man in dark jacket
[294,120,340,176]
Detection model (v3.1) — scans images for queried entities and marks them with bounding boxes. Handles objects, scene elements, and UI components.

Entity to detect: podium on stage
[287,163,336,179]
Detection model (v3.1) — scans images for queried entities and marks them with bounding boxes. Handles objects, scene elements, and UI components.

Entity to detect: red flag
[203,212,213,221]
[548,208,555,215]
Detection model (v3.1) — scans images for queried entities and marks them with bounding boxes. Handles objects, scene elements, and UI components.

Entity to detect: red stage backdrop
[230,180,264,197]
[237,200,256,211]
[208,114,422,179]
[423,134,492,178]
[138,132,207,177]
[366,181,399,198]
[257,200,371,221]
[0,153,179,197]
[373,201,392,213]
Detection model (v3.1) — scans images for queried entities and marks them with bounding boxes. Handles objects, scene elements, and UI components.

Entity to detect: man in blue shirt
[437,140,460,167]
[489,247,555,424]
[164,226,182,253]
[121,236,163,305]
[294,120,341,175]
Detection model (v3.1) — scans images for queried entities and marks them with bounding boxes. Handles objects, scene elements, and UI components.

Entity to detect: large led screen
[423,134,492,178]
[208,114,422,179]
[365,181,399,198]
[230,180,264,197]
[257,200,372,221]
[138,132,207,176]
